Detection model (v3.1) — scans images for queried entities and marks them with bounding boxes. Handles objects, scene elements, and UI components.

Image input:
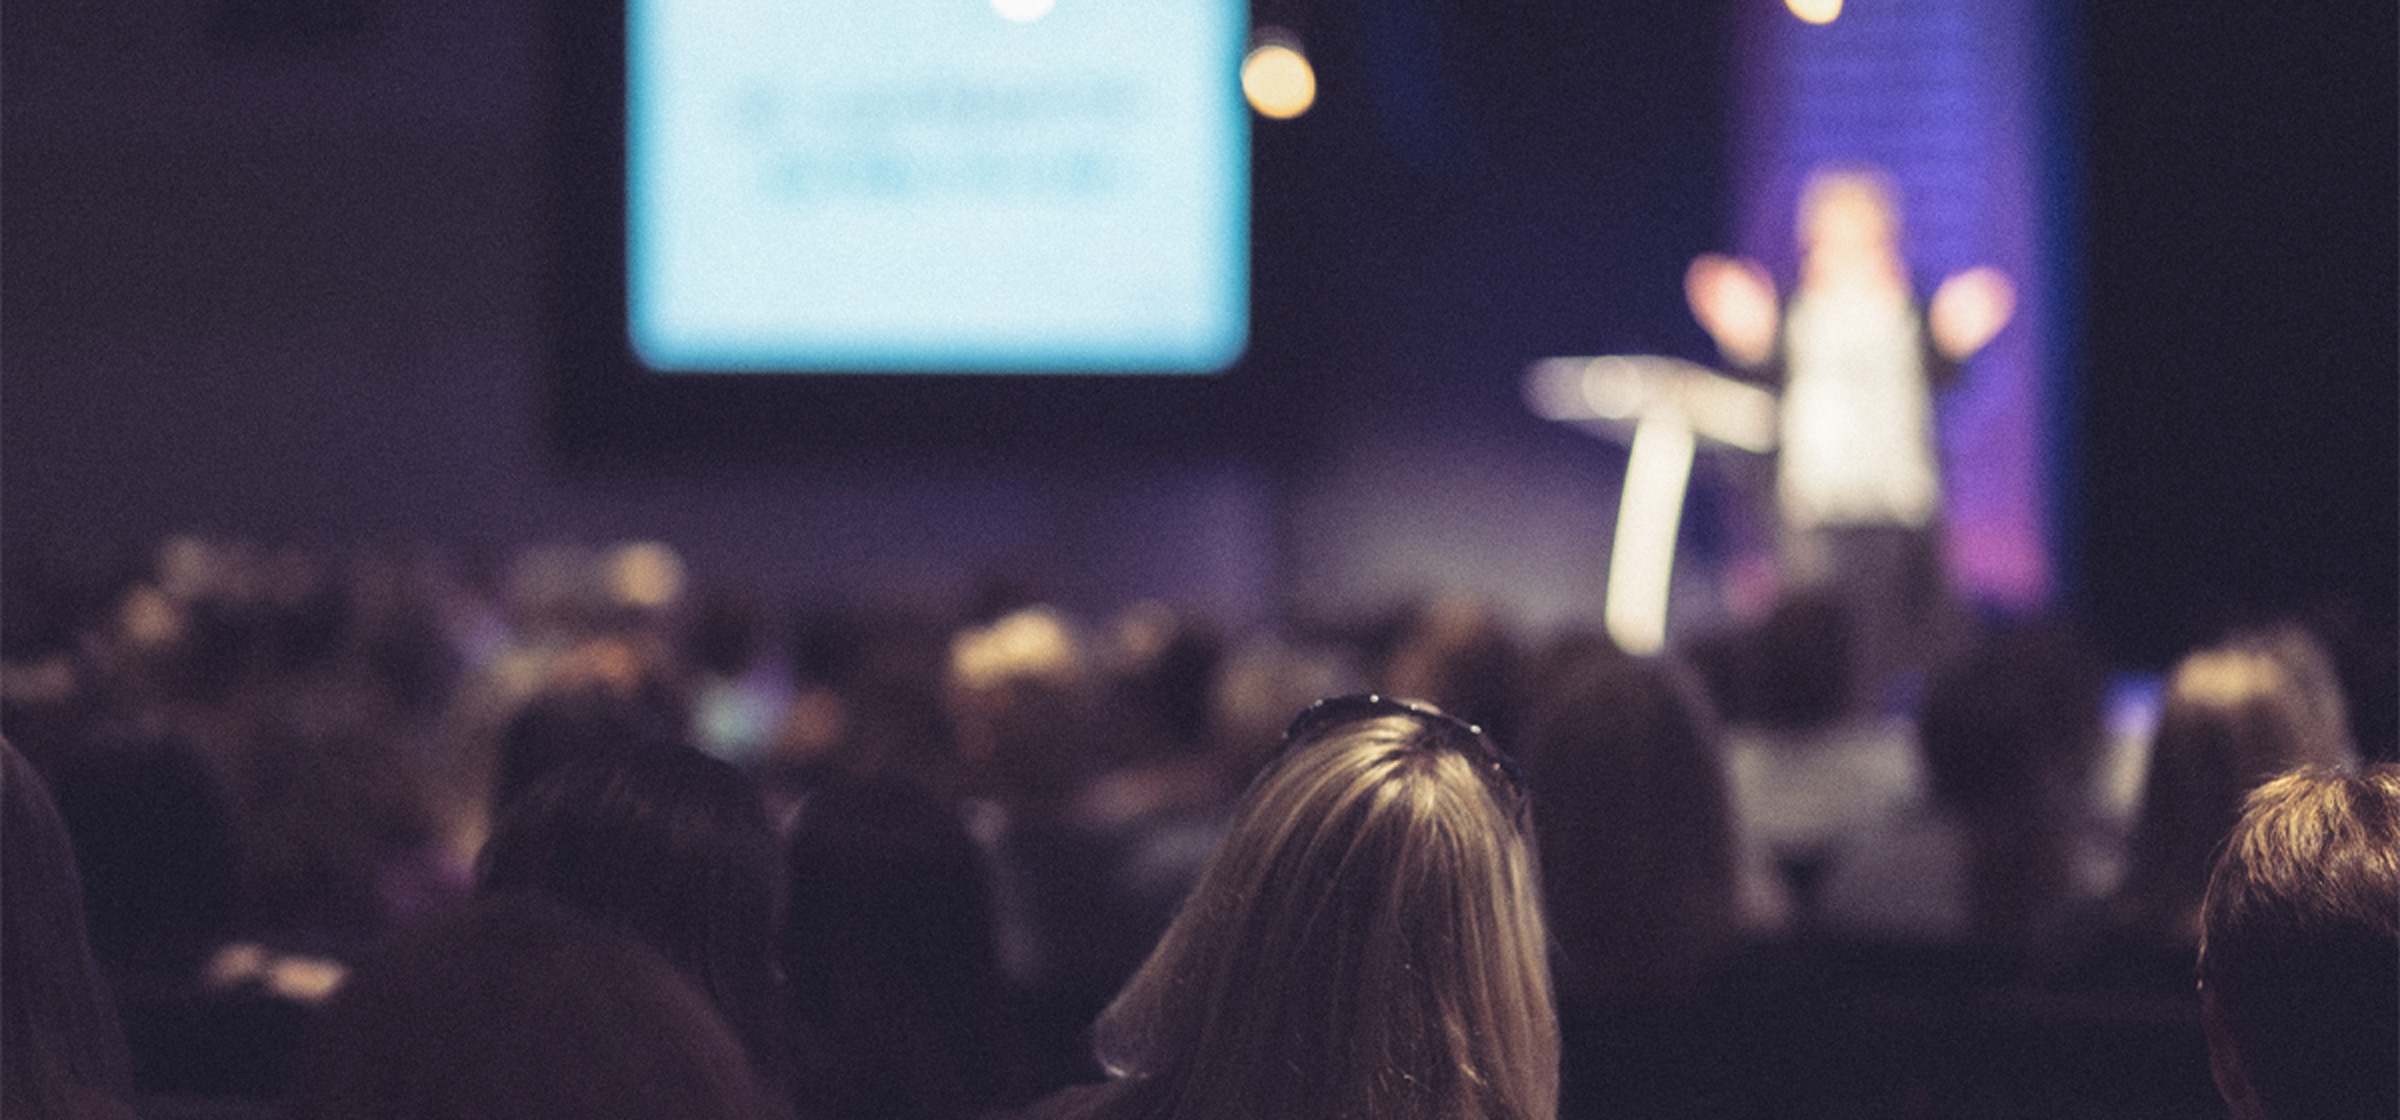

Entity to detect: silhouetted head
[493,678,688,815]
[1520,653,1740,1005]
[780,775,1021,1120]
[47,729,240,981]
[3,738,135,1116]
[1382,596,1527,751]
[1917,621,2106,818]
[287,893,788,1120]
[1916,621,2109,943]
[2118,627,2359,940]
[478,746,781,1078]
[2198,764,2398,1120]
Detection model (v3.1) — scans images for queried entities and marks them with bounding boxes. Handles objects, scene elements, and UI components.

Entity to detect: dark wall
[1,0,1731,630]
[2074,0,2398,670]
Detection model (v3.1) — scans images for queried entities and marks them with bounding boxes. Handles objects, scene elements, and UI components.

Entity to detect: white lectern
[1523,356,1777,655]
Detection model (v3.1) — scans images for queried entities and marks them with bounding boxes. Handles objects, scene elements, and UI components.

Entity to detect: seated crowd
[2,534,2391,1120]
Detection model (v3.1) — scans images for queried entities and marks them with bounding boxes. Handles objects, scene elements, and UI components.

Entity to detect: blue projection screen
[627,0,1249,375]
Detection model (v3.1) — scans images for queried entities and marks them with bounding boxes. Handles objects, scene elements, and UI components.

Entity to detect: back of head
[1917,621,2105,816]
[3,739,135,1115]
[2198,764,2398,1120]
[2120,631,2360,939]
[1746,591,1855,732]
[1519,653,1737,1006]
[46,729,242,982]
[287,893,788,1120]
[495,677,690,814]
[478,746,782,1076]
[1381,597,1526,749]
[781,775,1020,1120]
[945,606,1094,809]
[1918,623,2107,942]
[1094,700,1557,1120]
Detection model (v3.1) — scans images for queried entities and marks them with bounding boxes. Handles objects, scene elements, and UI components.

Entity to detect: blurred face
[1801,180,1902,287]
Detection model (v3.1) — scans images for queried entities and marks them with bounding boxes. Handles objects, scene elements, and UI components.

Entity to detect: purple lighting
[1732,0,2054,609]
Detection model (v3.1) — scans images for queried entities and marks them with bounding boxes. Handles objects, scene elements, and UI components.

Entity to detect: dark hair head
[3,738,135,1112]
[780,775,1021,1120]
[478,747,781,1079]
[2198,764,2399,1120]
[494,679,689,814]
[287,893,789,1120]
[231,718,438,951]
[1519,653,1739,1005]
[1381,597,1527,750]
[47,729,241,980]
[1100,603,1225,762]
[1747,591,1855,731]
[1916,621,2109,943]
[1917,621,2106,815]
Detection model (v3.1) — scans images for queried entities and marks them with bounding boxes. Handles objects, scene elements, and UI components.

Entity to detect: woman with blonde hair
[2112,624,2358,947]
[1021,695,1558,1120]
[2031,624,2361,1004]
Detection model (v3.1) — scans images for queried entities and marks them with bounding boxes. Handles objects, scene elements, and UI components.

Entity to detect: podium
[1523,355,1777,655]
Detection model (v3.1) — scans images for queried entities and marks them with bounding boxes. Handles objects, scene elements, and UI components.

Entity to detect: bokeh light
[1242,32,1316,120]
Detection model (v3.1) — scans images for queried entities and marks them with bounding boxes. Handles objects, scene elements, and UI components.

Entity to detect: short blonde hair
[1091,707,1559,1120]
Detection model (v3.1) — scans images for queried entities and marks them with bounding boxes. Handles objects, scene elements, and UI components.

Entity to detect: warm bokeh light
[991,0,1054,23]
[1787,0,1842,24]
[605,541,687,610]
[1242,36,1316,120]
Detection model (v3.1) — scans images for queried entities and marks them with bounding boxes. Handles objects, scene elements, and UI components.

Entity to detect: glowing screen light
[991,0,1054,22]
[1241,33,1316,119]
[629,0,1249,374]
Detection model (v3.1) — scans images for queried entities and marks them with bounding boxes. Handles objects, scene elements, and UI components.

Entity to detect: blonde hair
[2117,630,2359,939]
[1091,712,1559,1120]
[1795,166,1901,246]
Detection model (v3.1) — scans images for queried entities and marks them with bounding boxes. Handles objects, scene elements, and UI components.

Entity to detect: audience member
[2197,763,2397,1120]
[2079,626,2360,988]
[1379,595,1528,751]
[477,745,786,1085]
[3,738,140,1120]
[780,775,1029,1120]
[48,728,316,1101]
[762,604,963,809]
[1519,649,1779,1010]
[943,606,1133,1083]
[222,717,453,964]
[490,667,689,816]
[1721,591,1922,922]
[1020,695,1557,1120]
[1517,651,1786,1120]
[284,893,790,1120]
[1814,620,2110,947]
[1091,600,1224,774]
